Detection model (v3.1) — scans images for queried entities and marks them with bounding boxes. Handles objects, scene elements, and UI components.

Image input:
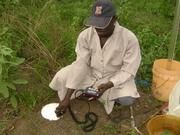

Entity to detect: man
[49,0,141,116]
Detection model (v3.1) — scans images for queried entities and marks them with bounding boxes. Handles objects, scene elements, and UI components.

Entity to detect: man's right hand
[55,99,70,117]
[55,88,75,117]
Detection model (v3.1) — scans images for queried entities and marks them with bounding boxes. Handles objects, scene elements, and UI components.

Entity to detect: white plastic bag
[168,80,180,117]
[41,103,60,121]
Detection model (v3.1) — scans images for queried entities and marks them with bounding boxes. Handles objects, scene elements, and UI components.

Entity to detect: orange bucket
[152,59,180,102]
[147,115,180,135]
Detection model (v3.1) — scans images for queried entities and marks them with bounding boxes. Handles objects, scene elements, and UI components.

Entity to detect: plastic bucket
[147,115,180,135]
[152,59,180,102]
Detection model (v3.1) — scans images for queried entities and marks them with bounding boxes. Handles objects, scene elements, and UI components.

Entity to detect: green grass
[0,120,6,135]
[125,128,139,135]
[103,123,118,134]
[0,0,178,115]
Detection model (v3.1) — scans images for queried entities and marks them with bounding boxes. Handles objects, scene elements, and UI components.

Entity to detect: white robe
[49,22,141,114]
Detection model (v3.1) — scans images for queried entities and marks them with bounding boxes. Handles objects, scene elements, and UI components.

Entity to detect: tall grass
[0,0,178,108]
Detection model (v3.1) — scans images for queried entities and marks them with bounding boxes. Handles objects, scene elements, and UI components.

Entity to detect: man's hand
[56,100,70,113]
[97,81,114,95]
[55,98,70,117]
[55,88,74,117]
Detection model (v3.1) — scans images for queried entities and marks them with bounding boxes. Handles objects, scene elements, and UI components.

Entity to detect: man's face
[95,17,116,38]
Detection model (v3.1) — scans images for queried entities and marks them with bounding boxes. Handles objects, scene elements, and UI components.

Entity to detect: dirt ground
[1,92,162,135]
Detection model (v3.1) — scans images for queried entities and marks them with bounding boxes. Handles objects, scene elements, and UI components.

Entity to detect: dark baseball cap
[85,0,116,29]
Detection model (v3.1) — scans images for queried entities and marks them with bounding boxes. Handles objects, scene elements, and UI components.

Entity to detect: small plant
[18,90,36,109]
[103,123,118,134]
[136,26,170,90]
[125,128,138,135]
[0,26,27,108]
[161,129,173,135]
[0,120,6,135]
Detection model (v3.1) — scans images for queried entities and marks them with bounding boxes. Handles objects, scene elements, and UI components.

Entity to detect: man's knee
[114,96,136,106]
[55,66,71,82]
[49,66,71,90]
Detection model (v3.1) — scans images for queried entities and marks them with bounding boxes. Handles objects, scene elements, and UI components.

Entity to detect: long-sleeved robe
[49,22,141,114]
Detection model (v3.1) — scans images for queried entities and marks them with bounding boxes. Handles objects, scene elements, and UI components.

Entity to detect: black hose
[68,89,98,132]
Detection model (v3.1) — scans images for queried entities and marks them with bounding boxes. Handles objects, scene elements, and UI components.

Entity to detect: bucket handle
[152,78,169,90]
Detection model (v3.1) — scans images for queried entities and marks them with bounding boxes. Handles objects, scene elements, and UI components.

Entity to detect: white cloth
[168,80,180,117]
[49,22,141,114]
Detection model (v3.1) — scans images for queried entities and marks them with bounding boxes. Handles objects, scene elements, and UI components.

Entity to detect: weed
[18,90,37,109]
[0,0,178,107]
[103,123,118,134]
[0,120,6,135]
[161,130,173,135]
[125,128,138,135]
[0,25,27,108]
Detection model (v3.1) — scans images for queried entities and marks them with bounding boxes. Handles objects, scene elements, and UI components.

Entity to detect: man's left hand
[97,81,114,95]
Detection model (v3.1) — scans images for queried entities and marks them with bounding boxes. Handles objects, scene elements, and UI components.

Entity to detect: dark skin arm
[55,88,74,115]
[97,81,114,95]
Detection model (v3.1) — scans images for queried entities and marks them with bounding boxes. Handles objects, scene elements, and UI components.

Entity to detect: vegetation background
[0,0,179,134]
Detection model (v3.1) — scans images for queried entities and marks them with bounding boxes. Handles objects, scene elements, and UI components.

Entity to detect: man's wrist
[107,81,114,88]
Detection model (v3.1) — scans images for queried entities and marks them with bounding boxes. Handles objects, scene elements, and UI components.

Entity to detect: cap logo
[95,6,102,15]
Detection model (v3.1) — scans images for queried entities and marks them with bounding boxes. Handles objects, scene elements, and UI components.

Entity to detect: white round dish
[41,103,60,121]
